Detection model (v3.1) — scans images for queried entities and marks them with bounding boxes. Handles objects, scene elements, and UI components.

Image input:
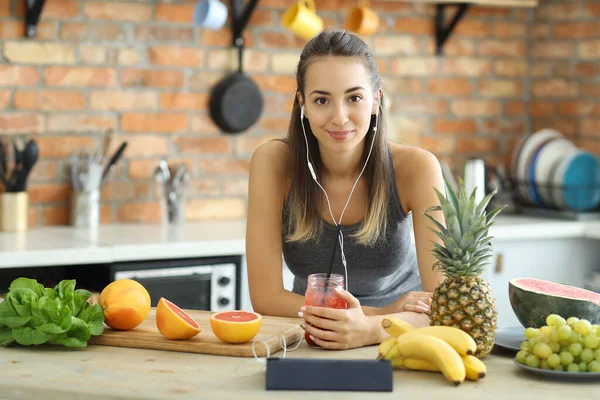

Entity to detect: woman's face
[299,56,378,155]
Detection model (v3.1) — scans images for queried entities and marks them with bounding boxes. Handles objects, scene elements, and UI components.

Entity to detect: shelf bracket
[435,3,471,56]
[25,0,46,38]
[231,0,259,48]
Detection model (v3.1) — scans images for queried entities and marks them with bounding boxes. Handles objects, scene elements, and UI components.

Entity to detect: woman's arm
[404,148,446,292]
[246,141,305,317]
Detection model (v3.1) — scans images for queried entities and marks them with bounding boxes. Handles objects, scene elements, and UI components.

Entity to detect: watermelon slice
[509,278,600,328]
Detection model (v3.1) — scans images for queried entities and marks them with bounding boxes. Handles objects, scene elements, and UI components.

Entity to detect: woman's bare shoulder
[251,139,289,173]
[250,139,291,195]
[388,141,440,182]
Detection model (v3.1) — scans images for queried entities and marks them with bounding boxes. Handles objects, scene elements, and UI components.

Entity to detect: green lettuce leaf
[78,302,105,336]
[0,327,14,347]
[12,326,54,346]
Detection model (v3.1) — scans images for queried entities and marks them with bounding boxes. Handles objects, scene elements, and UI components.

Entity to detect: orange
[156,298,201,340]
[99,279,151,330]
[210,310,262,344]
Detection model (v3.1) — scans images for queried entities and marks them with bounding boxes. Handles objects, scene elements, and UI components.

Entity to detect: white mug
[464,159,486,205]
[193,0,228,30]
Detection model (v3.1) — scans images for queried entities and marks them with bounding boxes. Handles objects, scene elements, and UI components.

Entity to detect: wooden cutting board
[88,309,304,358]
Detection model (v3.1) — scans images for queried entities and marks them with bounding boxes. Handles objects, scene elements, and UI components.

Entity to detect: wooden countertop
[0,342,595,400]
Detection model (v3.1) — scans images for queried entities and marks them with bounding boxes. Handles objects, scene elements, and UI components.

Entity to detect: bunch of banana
[377,317,487,386]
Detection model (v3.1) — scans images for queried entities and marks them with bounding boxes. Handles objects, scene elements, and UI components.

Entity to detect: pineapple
[423,178,506,358]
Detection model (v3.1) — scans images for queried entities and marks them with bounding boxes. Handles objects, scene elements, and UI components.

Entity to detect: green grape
[567,317,580,326]
[520,340,530,351]
[540,325,553,336]
[525,327,539,340]
[560,351,574,366]
[570,331,583,344]
[584,333,600,349]
[579,362,588,372]
[560,345,570,353]
[589,360,600,373]
[550,341,561,353]
[558,324,572,340]
[546,314,566,327]
[574,320,592,335]
[516,350,529,364]
[554,364,565,371]
[528,338,538,352]
[581,348,595,363]
[569,342,583,357]
[540,360,551,370]
[595,348,600,362]
[526,355,540,368]
[534,343,553,359]
[567,363,580,373]
[550,328,560,343]
[547,353,561,368]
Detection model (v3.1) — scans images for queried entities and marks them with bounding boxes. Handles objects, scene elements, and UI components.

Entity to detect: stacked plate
[511,129,600,212]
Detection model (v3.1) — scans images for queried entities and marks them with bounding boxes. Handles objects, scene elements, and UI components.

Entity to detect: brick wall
[0,0,598,226]
[529,1,600,155]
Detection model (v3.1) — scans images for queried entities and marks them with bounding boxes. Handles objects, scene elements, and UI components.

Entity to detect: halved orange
[210,310,262,344]
[156,298,201,340]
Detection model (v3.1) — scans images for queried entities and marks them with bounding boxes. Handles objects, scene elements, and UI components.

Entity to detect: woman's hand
[385,291,433,314]
[299,288,378,349]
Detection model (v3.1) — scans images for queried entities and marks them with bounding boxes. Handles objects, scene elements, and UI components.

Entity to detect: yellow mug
[281,0,324,41]
[346,0,380,36]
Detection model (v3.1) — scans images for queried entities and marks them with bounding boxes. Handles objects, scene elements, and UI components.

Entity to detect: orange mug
[281,0,324,41]
[346,0,379,36]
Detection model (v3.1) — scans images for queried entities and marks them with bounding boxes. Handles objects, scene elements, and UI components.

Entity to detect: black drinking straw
[323,224,342,304]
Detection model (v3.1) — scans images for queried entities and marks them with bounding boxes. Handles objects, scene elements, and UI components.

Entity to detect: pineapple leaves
[485,205,506,224]
[444,179,460,217]
[423,212,447,236]
[426,176,506,278]
[475,189,496,218]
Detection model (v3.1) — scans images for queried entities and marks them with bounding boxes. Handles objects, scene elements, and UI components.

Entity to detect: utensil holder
[0,192,29,232]
[71,190,100,228]
[161,191,185,225]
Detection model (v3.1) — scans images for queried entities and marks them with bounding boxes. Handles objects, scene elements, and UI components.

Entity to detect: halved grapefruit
[156,297,201,340]
[210,310,262,344]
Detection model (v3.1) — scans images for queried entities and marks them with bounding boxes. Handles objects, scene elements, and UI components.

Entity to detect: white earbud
[300,105,317,181]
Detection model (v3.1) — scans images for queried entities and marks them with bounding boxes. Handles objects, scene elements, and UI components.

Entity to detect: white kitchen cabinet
[483,238,599,329]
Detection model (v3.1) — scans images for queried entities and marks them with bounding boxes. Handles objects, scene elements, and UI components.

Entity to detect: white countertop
[0,220,246,268]
[0,215,599,269]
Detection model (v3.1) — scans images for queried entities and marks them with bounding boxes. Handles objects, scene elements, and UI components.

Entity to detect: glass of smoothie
[304,273,347,347]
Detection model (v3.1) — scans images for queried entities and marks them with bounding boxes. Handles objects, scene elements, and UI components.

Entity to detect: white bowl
[516,129,563,204]
[532,137,576,208]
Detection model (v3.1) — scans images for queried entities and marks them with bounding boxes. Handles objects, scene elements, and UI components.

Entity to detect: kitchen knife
[101,141,128,182]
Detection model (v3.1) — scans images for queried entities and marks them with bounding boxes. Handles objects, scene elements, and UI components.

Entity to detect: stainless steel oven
[108,255,241,312]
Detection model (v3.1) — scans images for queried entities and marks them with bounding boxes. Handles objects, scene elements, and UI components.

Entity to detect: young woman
[246,29,445,350]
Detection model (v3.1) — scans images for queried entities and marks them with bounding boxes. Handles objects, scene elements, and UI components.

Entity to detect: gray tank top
[281,150,422,308]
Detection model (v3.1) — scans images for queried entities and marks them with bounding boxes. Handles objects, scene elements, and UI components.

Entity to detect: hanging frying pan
[209,38,263,134]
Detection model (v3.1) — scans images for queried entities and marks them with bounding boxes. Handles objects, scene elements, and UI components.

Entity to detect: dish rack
[500,179,600,221]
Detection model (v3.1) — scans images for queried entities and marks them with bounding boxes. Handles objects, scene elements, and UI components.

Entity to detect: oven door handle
[114,265,215,280]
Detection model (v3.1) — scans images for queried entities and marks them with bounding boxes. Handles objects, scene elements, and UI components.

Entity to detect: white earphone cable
[301,106,378,291]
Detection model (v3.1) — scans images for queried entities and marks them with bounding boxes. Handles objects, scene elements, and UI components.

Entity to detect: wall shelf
[388,0,538,55]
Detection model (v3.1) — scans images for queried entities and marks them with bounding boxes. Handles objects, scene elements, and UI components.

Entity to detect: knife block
[1,192,29,232]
